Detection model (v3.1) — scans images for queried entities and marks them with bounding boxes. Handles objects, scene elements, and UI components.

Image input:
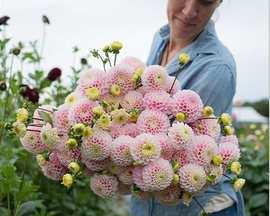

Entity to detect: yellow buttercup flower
[83,126,93,137]
[178,53,190,65]
[224,126,234,135]
[111,41,123,52]
[172,174,180,185]
[62,174,73,188]
[176,112,186,122]
[16,108,28,122]
[233,178,246,191]
[72,123,85,136]
[85,87,100,100]
[202,106,214,117]
[66,138,78,149]
[68,162,80,174]
[220,113,232,126]
[212,155,223,166]
[230,161,241,175]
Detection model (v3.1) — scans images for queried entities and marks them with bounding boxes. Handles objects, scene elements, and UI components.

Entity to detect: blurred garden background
[0,0,269,216]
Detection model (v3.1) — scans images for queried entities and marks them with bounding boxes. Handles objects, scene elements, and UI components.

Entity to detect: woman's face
[167,0,221,40]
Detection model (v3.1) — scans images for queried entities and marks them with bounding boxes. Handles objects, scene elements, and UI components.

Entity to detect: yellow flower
[178,53,190,65]
[72,123,85,136]
[36,154,46,166]
[102,44,110,52]
[172,174,180,185]
[224,126,234,135]
[202,106,214,117]
[92,106,105,116]
[96,114,111,130]
[230,161,241,175]
[68,162,80,174]
[182,192,193,206]
[110,84,121,96]
[62,174,73,188]
[83,126,93,137]
[212,155,223,166]
[12,121,26,137]
[85,87,100,100]
[111,41,123,52]
[132,68,144,83]
[16,108,28,122]
[233,178,246,191]
[220,113,232,126]
[111,109,130,125]
[176,112,186,122]
[66,138,78,149]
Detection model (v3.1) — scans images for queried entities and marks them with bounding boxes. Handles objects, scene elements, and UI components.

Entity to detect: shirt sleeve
[188,63,236,116]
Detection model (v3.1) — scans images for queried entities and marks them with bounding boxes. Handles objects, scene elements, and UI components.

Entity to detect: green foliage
[236,122,269,216]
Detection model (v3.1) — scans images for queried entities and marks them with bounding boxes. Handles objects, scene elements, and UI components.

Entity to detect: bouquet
[14,42,245,212]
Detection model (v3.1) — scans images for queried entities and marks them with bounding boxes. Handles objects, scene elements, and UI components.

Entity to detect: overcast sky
[1,0,269,102]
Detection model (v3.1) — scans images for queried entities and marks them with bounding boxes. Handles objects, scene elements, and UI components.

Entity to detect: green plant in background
[236,122,269,216]
[0,15,128,216]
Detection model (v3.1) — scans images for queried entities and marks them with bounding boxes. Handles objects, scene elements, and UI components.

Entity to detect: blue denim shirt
[131,21,245,216]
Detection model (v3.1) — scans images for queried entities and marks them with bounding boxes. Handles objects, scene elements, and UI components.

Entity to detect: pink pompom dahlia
[132,166,148,191]
[81,128,112,161]
[53,104,71,134]
[118,56,145,72]
[179,164,207,193]
[141,65,168,91]
[217,142,240,165]
[90,174,119,198]
[156,134,174,160]
[68,99,98,125]
[172,90,203,123]
[120,90,143,111]
[137,110,170,135]
[81,156,109,171]
[130,133,161,165]
[77,68,107,96]
[168,122,194,149]
[172,148,190,167]
[189,135,218,167]
[118,166,134,185]
[190,118,221,140]
[20,126,46,154]
[41,151,68,181]
[111,135,134,166]
[107,65,134,95]
[142,158,174,191]
[219,135,239,146]
[143,90,172,114]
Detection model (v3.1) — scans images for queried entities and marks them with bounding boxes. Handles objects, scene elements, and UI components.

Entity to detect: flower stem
[113,54,117,66]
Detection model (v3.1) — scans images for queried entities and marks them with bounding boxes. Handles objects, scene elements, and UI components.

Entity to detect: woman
[131,0,245,215]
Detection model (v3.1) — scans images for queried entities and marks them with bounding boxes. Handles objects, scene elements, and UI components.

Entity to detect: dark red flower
[47,67,62,81]
[20,85,39,103]
[0,81,7,91]
[0,16,10,26]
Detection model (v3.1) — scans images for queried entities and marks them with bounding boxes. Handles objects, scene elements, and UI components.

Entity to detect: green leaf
[15,200,44,216]
[248,193,268,209]
[37,110,53,125]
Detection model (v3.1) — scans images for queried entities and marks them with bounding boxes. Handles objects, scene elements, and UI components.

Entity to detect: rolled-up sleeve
[188,63,236,116]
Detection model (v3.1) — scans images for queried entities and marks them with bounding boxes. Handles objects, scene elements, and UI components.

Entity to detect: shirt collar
[158,20,218,60]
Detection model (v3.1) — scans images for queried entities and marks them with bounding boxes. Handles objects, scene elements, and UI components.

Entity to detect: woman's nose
[182,0,199,20]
